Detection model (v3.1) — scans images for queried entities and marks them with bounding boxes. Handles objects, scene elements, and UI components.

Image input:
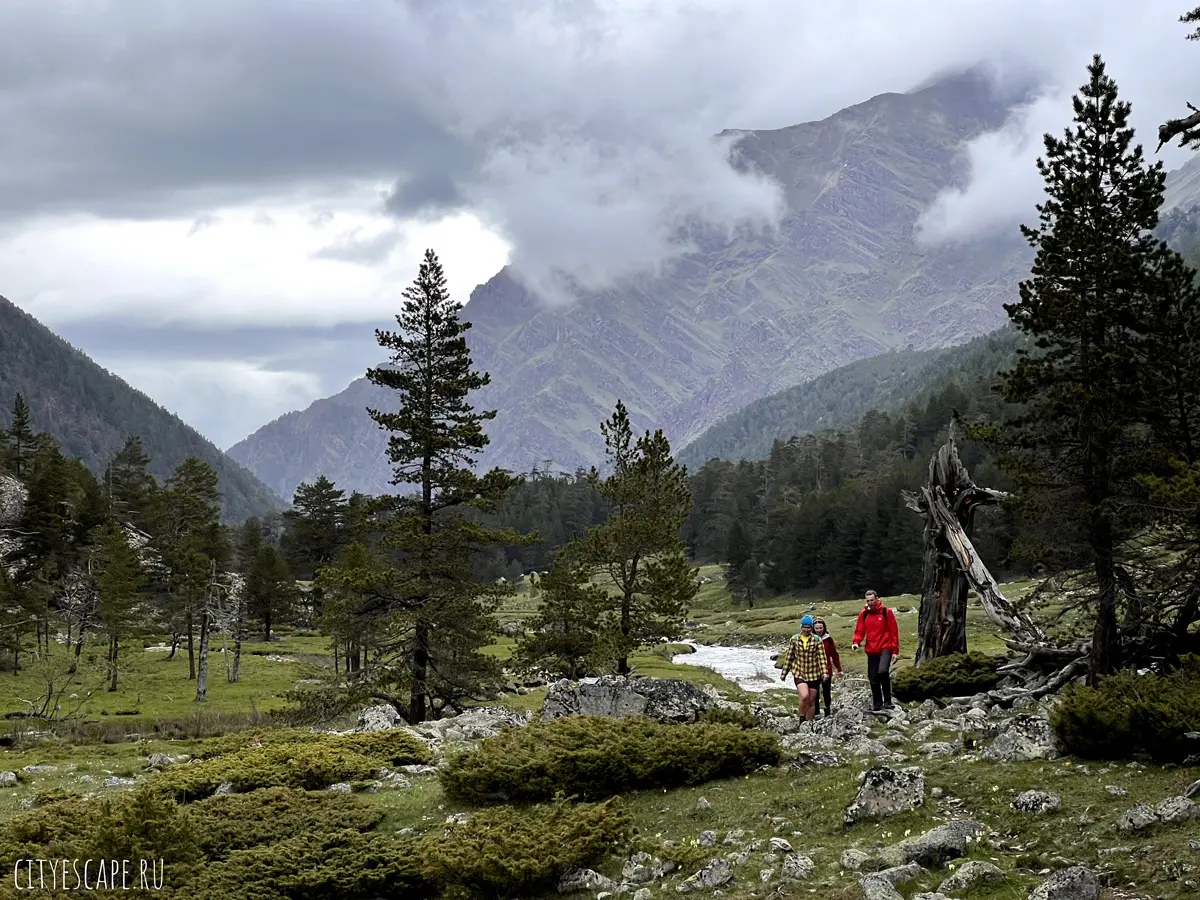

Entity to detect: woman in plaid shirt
[778,615,827,722]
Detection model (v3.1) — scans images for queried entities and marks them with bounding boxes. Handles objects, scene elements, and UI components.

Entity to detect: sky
[0,0,1197,451]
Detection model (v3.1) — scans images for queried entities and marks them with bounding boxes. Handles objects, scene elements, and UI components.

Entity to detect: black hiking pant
[866,650,894,709]
[813,676,833,716]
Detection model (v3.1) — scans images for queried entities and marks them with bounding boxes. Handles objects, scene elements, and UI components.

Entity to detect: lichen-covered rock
[845,767,926,824]
[676,858,732,893]
[860,873,904,900]
[937,860,1005,894]
[622,852,671,884]
[1028,865,1101,900]
[894,820,987,867]
[557,867,618,894]
[1155,795,1200,824]
[357,704,403,732]
[1013,790,1061,814]
[542,676,712,724]
[779,854,814,880]
[983,715,1060,761]
[1117,804,1160,832]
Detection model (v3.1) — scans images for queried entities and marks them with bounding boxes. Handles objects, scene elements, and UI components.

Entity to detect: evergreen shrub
[892,651,1002,702]
[438,714,781,804]
[1051,656,1200,762]
[0,786,628,900]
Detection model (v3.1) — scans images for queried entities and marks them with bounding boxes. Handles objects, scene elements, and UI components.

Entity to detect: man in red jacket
[852,589,899,711]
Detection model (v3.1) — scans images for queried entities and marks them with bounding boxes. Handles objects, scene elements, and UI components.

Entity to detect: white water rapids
[670,640,793,693]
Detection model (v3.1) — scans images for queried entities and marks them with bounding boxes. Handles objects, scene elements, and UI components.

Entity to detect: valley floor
[0,569,1194,899]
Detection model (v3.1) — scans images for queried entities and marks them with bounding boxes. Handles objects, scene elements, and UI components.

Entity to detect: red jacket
[853,604,899,655]
[818,634,842,674]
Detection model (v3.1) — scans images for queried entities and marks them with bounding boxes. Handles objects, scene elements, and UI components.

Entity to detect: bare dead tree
[903,425,1092,698]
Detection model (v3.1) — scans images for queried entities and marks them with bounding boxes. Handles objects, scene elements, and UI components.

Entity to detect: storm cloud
[0,0,1197,446]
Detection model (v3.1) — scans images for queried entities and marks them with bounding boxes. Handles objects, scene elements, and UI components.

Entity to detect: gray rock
[676,858,732,893]
[781,731,841,752]
[102,775,135,788]
[841,849,870,871]
[894,820,987,867]
[845,766,926,824]
[1013,790,1061,814]
[1184,779,1200,799]
[632,890,652,900]
[543,676,712,724]
[557,867,618,894]
[1027,865,1101,900]
[779,854,814,880]
[938,860,1005,894]
[0,771,17,787]
[1105,785,1126,796]
[912,894,954,900]
[983,715,1061,762]
[357,704,403,732]
[1116,803,1159,832]
[768,837,792,854]
[918,742,957,758]
[213,781,234,795]
[698,830,717,847]
[21,765,56,775]
[845,737,895,758]
[622,852,669,884]
[696,797,710,810]
[788,751,845,768]
[327,782,352,793]
[1156,795,1200,824]
[758,868,773,883]
[860,874,904,900]
[872,862,923,884]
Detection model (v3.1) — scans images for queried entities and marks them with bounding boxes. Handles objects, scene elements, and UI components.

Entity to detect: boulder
[860,874,904,900]
[1028,865,1101,900]
[1116,804,1159,832]
[357,704,403,732]
[845,767,926,824]
[1155,795,1200,824]
[983,715,1061,762]
[542,676,712,724]
[1013,790,1061,815]
[676,858,732,893]
[937,860,1005,894]
[894,820,987,867]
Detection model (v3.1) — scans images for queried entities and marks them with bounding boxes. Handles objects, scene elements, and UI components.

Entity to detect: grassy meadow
[0,566,1193,899]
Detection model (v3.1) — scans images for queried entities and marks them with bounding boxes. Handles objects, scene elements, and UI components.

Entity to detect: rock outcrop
[541,676,713,724]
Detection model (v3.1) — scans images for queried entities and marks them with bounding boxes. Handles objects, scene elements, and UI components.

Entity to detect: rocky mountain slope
[227,70,1035,499]
[0,296,284,523]
[229,70,1199,502]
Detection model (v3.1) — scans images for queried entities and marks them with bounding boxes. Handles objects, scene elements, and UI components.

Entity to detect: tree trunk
[68,628,86,676]
[187,613,195,680]
[264,607,272,643]
[904,425,1047,667]
[165,631,180,661]
[195,613,209,702]
[230,592,245,684]
[409,618,429,724]
[108,633,119,692]
[1088,513,1120,685]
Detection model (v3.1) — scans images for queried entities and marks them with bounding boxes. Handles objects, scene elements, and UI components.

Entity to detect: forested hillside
[0,296,283,523]
[676,328,1028,467]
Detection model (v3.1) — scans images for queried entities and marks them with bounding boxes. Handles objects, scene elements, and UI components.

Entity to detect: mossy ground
[0,570,1194,898]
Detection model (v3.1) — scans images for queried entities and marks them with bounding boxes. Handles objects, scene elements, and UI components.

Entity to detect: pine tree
[512,548,609,678]
[5,395,34,479]
[965,56,1170,683]
[152,458,228,680]
[246,543,296,642]
[567,401,697,674]
[93,523,147,691]
[320,249,526,723]
[105,437,158,530]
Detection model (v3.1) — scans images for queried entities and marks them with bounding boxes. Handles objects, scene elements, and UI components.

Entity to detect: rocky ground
[1,671,1196,899]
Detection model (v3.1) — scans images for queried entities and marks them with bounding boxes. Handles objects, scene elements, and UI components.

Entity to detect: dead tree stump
[903,423,1045,666]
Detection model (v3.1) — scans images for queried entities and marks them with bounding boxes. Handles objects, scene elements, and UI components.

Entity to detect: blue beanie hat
[800,615,814,627]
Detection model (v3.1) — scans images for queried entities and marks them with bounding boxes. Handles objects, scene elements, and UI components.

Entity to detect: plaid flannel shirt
[779,632,827,682]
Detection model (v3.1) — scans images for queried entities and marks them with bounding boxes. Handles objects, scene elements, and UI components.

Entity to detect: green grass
[0,630,328,733]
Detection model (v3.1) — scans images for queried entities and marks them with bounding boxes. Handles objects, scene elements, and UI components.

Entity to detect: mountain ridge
[223,70,1091,499]
[0,295,285,523]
